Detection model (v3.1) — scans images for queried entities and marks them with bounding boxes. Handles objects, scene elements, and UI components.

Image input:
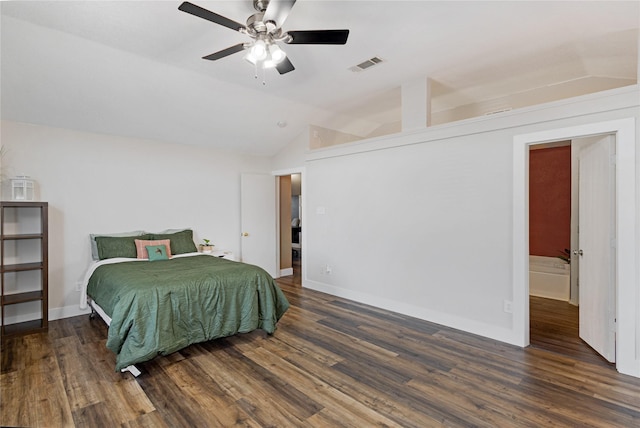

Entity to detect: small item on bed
[149,229,197,255]
[146,245,169,261]
[134,239,172,259]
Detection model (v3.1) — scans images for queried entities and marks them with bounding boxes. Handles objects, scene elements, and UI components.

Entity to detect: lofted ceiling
[1,1,638,156]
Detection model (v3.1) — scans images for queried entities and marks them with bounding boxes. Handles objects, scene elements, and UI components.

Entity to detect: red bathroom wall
[529,145,571,257]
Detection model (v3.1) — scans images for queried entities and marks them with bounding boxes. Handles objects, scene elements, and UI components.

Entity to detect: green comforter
[86,255,289,371]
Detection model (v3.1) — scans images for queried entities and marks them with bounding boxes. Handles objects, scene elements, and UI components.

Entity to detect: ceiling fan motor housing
[246,13,267,35]
[247,13,280,36]
[253,0,270,13]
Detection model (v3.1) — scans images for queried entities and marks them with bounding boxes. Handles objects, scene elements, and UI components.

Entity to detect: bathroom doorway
[514,118,637,375]
[528,135,617,366]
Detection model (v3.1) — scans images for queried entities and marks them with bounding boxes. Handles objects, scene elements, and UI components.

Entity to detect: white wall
[1,120,270,319]
[270,86,640,375]
[305,125,515,337]
[271,129,308,171]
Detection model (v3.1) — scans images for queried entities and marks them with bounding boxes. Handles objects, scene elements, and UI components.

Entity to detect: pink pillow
[135,239,172,259]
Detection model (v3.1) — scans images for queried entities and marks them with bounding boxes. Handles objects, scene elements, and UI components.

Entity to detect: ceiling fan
[178,0,349,75]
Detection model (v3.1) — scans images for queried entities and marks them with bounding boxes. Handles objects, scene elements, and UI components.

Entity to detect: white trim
[274,175,281,279]
[1,303,91,324]
[513,118,638,377]
[272,167,306,177]
[280,268,293,277]
[50,303,91,320]
[3,311,40,325]
[272,166,306,285]
[308,86,638,162]
[512,140,529,347]
[303,279,519,344]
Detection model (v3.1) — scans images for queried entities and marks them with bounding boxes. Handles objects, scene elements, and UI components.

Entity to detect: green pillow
[89,230,147,260]
[146,245,169,261]
[150,229,197,255]
[95,234,152,260]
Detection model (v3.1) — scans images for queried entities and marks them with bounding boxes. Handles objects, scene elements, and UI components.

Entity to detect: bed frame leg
[121,365,142,377]
[89,308,97,320]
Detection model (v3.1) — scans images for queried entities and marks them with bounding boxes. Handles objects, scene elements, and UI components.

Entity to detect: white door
[577,135,616,362]
[240,173,277,277]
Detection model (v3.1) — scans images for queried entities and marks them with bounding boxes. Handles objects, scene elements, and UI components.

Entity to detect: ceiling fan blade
[178,2,246,32]
[276,57,295,74]
[285,30,349,45]
[263,0,297,28]
[202,43,247,61]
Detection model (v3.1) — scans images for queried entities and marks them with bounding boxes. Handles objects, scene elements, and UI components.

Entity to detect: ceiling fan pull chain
[262,66,267,86]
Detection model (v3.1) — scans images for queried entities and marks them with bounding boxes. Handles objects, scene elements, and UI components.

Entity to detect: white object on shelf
[11,176,35,201]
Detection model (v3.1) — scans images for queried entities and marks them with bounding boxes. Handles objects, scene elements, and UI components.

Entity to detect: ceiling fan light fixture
[269,44,286,64]
[246,41,287,68]
[250,39,267,61]
[244,52,258,65]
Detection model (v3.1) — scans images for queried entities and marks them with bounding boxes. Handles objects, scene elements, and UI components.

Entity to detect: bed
[80,229,289,375]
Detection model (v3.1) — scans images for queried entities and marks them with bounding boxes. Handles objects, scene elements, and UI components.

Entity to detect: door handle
[573,249,583,256]
[242,232,249,237]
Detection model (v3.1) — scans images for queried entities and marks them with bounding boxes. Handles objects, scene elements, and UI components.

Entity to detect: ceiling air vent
[349,56,384,72]
[484,107,512,116]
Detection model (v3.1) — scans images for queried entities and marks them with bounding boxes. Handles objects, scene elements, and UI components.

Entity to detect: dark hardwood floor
[2,266,640,427]
[529,295,613,368]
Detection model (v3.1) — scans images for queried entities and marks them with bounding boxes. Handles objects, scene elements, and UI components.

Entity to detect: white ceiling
[1,1,638,156]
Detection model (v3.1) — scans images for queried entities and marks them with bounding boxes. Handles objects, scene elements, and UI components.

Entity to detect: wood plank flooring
[529,295,613,368]
[2,269,640,427]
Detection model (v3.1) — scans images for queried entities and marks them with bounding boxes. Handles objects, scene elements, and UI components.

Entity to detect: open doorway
[528,136,616,366]
[289,173,302,281]
[514,118,637,377]
[277,172,302,280]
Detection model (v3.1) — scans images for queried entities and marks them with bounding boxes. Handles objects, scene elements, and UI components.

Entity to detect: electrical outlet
[503,300,513,314]
[320,264,332,275]
[76,281,83,292]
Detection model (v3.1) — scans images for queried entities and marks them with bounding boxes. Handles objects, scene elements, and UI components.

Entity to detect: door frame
[512,118,637,377]
[273,167,306,280]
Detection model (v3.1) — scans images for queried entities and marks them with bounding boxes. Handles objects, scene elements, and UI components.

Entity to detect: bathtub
[529,255,570,301]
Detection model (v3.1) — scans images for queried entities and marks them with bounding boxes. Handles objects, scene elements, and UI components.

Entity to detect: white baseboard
[2,311,40,325]
[280,268,293,277]
[302,279,520,347]
[50,304,91,320]
[2,304,89,325]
